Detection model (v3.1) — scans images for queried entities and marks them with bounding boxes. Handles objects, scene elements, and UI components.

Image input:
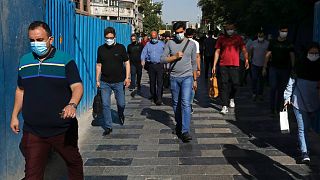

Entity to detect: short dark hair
[185,28,194,36]
[131,34,137,38]
[279,24,288,30]
[104,27,116,37]
[208,30,214,36]
[28,21,52,37]
[173,21,186,32]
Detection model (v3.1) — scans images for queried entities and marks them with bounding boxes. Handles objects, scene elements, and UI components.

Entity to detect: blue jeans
[269,67,290,112]
[100,81,125,129]
[170,76,193,133]
[251,65,264,95]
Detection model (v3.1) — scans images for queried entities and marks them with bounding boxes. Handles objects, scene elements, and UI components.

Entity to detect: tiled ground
[78,69,320,180]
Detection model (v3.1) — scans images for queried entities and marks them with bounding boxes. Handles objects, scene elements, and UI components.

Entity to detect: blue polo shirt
[17,47,82,137]
[141,41,165,64]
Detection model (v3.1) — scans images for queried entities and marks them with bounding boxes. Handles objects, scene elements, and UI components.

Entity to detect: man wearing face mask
[250,31,269,101]
[213,23,249,115]
[263,25,295,115]
[161,21,197,143]
[141,31,165,105]
[127,34,144,91]
[10,21,84,179]
[96,27,131,135]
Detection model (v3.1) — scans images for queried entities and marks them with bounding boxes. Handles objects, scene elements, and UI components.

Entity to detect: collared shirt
[17,47,82,137]
[215,34,245,66]
[141,41,165,64]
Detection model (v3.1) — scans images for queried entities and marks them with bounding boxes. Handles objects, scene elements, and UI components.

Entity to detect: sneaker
[181,132,192,143]
[301,152,310,163]
[129,88,135,92]
[119,115,125,125]
[229,99,235,108]
[155,100,162,106]
[220,106,228,115]
[190,105,194,114]
[102,128,112,136]
[175,127,182,138]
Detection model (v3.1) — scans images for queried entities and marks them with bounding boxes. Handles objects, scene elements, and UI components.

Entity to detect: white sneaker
[220,106,228,115]
[229,99,235,108]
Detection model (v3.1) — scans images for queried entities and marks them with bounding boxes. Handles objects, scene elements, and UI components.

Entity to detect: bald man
[141,31,165,105]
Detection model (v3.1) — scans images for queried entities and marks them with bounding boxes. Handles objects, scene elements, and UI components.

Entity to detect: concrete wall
[0,0,45,179]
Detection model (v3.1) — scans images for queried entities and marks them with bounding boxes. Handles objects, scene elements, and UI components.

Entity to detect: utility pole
[117,0,120,20]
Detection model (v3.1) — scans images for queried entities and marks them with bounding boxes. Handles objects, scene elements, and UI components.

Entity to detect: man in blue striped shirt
[141,31,165,105]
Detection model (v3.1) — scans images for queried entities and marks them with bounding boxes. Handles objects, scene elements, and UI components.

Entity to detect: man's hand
[212,66,216,75]
[193,81,198,91]
[197,70,201,77]
[124,78,131,88]
[10,116,20,134]
[61,104,77,119]
[245,60,250,70]
[96,81,100,88]
[262,67,267,77]
[175,51,184,60]
[284,99,291,107]
[141,61,145,67]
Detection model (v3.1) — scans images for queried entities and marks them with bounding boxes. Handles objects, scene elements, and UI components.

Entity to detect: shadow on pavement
[223,144,303,180]
[141,107,175,130]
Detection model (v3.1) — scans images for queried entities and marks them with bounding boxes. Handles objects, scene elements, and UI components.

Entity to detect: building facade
[90,0,143,32]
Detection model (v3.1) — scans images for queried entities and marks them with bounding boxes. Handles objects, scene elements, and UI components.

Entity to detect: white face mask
[105,38,115,46]
[258,37,264,42]
[307,53,319,62]
[226,30,234,36]
[279,31,288,39]
[175,33,185,41]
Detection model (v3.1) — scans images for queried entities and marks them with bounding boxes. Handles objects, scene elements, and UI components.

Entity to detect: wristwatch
[68,103,77,109]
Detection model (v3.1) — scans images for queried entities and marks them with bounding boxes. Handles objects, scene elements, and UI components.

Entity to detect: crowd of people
[9,20,320,178]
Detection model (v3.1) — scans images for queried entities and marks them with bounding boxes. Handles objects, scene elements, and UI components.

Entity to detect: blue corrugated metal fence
[45,0,132,115]
[314,1,320,43]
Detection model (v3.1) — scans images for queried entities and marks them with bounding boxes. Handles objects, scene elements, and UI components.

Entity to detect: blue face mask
[151,39,158,44]
[105,38,115,46]
[30,41,49,56]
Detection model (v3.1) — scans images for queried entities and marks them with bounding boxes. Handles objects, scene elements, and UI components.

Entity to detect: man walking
[96,27,131,136]
[213,23,249,115]
[141,31,165,105]
[10,21,84,179]
[263,25,295,114]
[203,30,216,79]
[250,31,269,101]
[127,34,144,91]
[186,28,201,113]
[161,21,197,143]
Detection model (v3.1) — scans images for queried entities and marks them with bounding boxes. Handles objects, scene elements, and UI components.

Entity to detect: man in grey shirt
[161,21,197,143]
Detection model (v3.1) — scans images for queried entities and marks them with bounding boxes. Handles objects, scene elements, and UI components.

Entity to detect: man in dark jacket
[127,34,144,91]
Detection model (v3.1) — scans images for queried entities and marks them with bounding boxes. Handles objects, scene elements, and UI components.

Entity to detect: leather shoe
[119,115,125,125]
[102,128,112,136]
[181,132,192,143]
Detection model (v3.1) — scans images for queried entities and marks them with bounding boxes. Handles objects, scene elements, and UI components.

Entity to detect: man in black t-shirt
[96,27,131,136]
[263,25,295,114]
[127,34,144,91]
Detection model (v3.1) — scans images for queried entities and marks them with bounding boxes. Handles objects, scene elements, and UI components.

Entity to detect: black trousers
[220,66,240,106]
[204,55,213,78]
[130,62,142,88]
[148,63,164,102]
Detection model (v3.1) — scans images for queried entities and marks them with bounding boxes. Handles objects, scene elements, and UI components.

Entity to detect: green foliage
[138,0,163,34]
[198,0,315,35]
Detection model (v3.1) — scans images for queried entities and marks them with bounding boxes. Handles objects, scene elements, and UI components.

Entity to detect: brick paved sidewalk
[78,69,320,180]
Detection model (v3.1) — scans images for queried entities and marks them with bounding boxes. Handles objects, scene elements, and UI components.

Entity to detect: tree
[198,0,315,35]
[138,0,163,34]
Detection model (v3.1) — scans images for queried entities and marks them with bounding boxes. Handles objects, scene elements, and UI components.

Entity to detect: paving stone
[131,157,179,166]
[85,158,133,166]
[158,150,201,157]
[127,175,181,180]
[197,138,238,144]
[195,128,232,134]
[179,157,227,165]
[193,120,228,125]
[96,145,138,151]
[137,144,179,151]
[85,176,128,180]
